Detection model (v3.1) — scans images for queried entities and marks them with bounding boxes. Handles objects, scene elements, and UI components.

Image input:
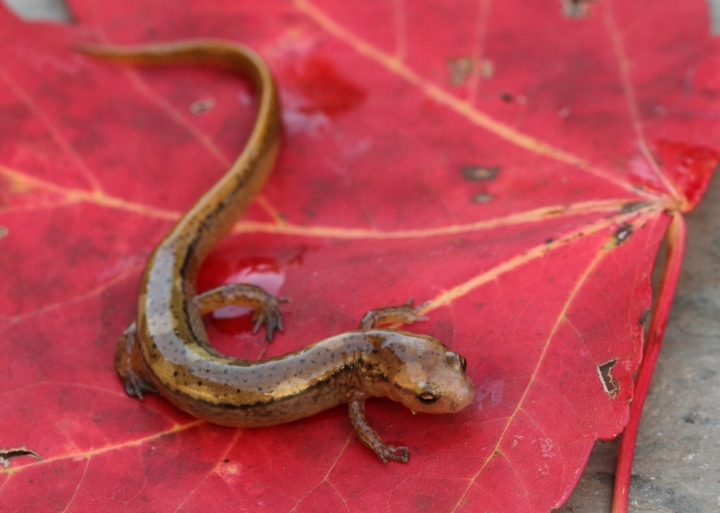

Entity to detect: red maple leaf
[0,1,717,511]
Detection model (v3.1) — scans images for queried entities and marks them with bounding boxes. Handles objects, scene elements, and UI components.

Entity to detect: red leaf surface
[1,1,718,511]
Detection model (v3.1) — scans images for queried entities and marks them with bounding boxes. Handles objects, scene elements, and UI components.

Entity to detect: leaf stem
[612,211,687,513]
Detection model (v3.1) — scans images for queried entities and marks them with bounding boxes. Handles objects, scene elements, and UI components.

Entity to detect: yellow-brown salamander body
[83,40,474,463]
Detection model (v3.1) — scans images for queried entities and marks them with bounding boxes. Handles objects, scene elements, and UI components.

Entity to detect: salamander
[81,40,475,463]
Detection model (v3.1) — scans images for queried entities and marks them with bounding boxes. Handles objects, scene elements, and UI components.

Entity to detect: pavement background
[4,1,719,511]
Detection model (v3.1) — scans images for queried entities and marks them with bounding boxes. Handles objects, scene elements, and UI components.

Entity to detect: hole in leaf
[597,359,619,399]
[0,447,42,469]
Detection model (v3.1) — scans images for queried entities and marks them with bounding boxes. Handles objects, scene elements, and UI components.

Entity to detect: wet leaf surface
[0,1,718,511]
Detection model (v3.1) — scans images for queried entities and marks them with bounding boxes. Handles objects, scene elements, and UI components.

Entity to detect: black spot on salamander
[188,368,194,375]
[205,369,210,373]
[545,238,554,244]
[173,371,178,377]
[300,359,306,364]
[197,381,203,386]
[461,165,500,182]
[223,369,228,374]
[152,343,157,348]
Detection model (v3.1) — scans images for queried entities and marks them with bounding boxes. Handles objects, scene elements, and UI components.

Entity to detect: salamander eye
[418,392,438,405]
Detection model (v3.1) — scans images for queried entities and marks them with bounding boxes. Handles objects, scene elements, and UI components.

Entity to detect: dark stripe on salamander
[167,366,349,411]
[175,168,255,346]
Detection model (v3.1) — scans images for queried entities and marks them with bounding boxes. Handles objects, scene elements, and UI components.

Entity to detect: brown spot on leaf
[497,92,526,104]
[597,359,619,399]
[472,192,493,204]
[499,91,514,103]
[0,447,42,469]
[447,57,474,86]
[190,97,216,115]
[462,165,499,182]
[562,0,596,18]
[613,223,633,245]
[620,201,650,213]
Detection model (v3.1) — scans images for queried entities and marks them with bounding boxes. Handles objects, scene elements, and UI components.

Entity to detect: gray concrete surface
[3,1,719,511]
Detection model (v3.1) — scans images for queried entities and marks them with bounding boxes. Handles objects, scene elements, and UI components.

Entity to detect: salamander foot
[195,283,289,341]
[358,298,428,330]
[348,391,410,464]
[115,322,158,400]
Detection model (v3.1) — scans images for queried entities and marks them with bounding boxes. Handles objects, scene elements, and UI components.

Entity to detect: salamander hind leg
[195,283,289,341]
[358,298,428,330]
[115,322,158,400]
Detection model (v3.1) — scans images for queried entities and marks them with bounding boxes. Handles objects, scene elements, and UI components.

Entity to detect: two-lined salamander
[82,40,474,463]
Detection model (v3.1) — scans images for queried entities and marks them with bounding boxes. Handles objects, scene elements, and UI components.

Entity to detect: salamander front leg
[348,391,410,463]
[359,298,428,330]
[115,322,158,400]
[195,283,289,341]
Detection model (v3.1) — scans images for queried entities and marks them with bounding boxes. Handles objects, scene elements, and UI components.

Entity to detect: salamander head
[361,331,475,414]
